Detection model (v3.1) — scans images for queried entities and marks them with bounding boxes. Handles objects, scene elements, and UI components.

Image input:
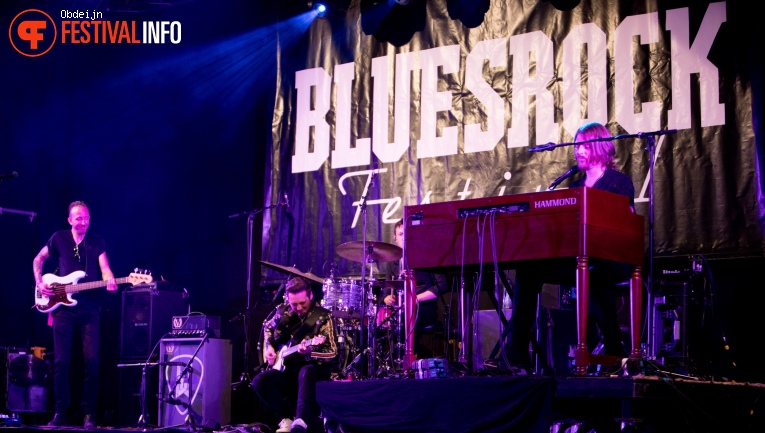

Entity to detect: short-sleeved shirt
[45,230,108,303]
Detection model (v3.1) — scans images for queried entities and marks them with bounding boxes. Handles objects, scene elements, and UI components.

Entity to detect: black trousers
[51,302,100,416]
[253,364,328,430]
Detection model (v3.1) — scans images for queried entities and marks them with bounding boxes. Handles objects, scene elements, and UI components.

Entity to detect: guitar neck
[281,337,322,358]
[63,277,131,294]
[281,345,303,358]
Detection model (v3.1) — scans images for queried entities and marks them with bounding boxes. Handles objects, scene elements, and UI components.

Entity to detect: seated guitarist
[32,200,118,429]
[253,276,337,433]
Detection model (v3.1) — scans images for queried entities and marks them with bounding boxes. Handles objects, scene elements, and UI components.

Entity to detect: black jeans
[51,302,100,416]
[253,364,327,430]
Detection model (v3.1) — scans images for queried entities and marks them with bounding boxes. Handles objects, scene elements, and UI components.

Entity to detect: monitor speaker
[120,287,189,361]
[157,338,232,428]
[471,309,512,370]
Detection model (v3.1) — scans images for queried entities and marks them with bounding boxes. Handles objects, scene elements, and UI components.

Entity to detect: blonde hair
[574,122,616,169]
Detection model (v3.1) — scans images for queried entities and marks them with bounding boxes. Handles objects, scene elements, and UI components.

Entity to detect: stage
[5,367,764,433]
[316,372,765,433]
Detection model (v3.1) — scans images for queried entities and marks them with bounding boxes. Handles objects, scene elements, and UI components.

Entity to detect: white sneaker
[276,418,292,433]
[291,418,308,432]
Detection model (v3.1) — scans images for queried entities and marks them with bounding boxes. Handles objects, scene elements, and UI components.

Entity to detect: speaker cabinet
[3,349,50,413]
[120,287,189,361]
[471,309,512,370]
[158,338,232,428]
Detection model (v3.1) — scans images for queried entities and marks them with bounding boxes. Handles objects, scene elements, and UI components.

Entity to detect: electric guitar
[270,335,326,372]
[34,269,153,313]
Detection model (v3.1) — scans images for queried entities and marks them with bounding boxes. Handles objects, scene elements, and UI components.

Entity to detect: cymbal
[258,261,325,284]
[335,240,402,263]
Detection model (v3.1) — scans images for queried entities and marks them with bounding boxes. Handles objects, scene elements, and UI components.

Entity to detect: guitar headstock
[128,269,153,285]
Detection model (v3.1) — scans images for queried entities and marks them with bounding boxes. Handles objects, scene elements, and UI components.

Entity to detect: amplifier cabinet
[120,287,189,361]
[3,348,50,413]
[157,338,231,428]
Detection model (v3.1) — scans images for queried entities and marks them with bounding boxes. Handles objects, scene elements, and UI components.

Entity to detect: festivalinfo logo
[9,8,182,57]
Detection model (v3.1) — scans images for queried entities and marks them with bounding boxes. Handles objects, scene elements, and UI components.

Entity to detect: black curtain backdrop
[263,0,765,382]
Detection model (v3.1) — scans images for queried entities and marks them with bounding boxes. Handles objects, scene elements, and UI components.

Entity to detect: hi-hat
[335,241,402,263]
[258,261,325,284]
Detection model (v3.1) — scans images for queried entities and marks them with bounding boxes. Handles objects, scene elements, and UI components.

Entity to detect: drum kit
[259,239,409,379]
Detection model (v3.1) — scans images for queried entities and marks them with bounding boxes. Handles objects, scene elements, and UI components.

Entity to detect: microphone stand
[530,129,677,360]
[357,170,374,379]
[229,201,284,387]
[0,206,37,222]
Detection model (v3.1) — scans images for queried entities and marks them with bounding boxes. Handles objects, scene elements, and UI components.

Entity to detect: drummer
[378,219,448,359]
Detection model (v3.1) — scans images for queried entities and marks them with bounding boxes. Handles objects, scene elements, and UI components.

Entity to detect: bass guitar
[270,335,326,372]
[34,269,153,313]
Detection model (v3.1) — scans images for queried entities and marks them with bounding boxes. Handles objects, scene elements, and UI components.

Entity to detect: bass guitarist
[32,200,118,429]
[253,276,337,433]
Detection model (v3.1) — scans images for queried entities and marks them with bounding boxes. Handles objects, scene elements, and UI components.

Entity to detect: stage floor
[5,372,765,433]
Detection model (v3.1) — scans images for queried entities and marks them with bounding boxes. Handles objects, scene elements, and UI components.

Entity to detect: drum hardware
[321,278,366,319]
[373,279,406,290]
[335,240,403,263]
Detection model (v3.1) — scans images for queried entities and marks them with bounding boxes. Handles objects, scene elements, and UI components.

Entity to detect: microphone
[528,143,554,153]
[548,165,580,191]
[0,171,18,180]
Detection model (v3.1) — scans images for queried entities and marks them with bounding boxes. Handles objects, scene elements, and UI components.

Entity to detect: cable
[488,211,511,369]
[458,215,469,362]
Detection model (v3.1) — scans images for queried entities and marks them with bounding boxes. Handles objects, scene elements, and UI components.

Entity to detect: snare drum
[321,278,364,319]
[376,287,403,329]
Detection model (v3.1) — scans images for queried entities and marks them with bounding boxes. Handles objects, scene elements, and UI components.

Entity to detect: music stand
[117,329,178,430]
[115,360,160,430]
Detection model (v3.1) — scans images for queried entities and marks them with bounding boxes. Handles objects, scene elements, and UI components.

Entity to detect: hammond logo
[9,9,57,57]
[534,197,577,208]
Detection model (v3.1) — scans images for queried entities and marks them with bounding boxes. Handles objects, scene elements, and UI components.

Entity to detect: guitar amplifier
[170,315,221,338]
[158,338,231,427]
